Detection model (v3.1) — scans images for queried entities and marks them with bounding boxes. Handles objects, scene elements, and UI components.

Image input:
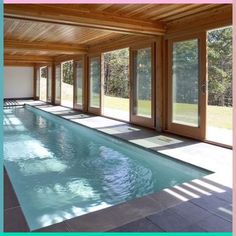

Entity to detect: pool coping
[4,102,232,232]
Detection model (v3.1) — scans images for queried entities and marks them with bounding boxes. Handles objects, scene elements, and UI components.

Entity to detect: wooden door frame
[166,32,207,140]
[54,63,61,105]
[130,42,156,128]
[88,54,102,115]
[73,56,86,111]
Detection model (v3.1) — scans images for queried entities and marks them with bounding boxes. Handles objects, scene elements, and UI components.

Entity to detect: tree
[62,60,74,85]
[208,27,232,106]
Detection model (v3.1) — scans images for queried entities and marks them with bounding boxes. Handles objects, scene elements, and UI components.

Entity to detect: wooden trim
[4,54,53,64]
[5,40,88,55]
[4,4,166,36]
[130,43,155,128]
[88,35,157,54]
[165,5,232,39]
[4,61,35,67]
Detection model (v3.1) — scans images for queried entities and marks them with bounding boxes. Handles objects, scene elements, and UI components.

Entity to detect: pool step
[4,99,21,108]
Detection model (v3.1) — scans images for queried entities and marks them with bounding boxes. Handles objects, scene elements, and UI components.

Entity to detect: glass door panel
[39,66,47,102]
[74,59,84,110]
[130,46,154,128]
[167,34,206,140]
[47,66,52,103]
[172,39,199,127]
[36,68,40,99]
[55,64,61,105]
[89,56,101,114]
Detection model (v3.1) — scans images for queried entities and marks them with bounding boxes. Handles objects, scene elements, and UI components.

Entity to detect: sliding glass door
[74,58,85,110]
[39,66,47,102]
[130,45,155,128]
[55,64,61,105]
[88,56,101,114]
[47,66,52,103]
[167,34,206,139]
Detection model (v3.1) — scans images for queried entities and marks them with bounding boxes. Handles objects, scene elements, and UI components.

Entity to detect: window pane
[39,66,47,102]
[61,60,73,108]
[76,60,84,107]
[47,66,52,102]
[134,47,152,118]
[89,57,101,108]
[36,68,40,97]
[207,26,232,146]
[55,65,61,103]
[172,39,199,127]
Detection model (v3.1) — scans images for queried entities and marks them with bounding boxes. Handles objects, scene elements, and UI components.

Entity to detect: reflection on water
[4,107,209,230]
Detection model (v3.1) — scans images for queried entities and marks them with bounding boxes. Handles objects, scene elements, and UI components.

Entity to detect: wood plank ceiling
[4,4,232,64]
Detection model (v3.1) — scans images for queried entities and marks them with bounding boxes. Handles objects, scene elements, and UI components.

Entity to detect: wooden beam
[166,4,232,38]
[4,4,166,36]
[5,40,88,55]
[88,35,157,54]
[4,54,53,65]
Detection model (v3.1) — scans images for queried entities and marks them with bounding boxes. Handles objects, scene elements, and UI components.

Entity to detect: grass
[104,96,232,130]
[104,96,151,117]
[49,84,232,130]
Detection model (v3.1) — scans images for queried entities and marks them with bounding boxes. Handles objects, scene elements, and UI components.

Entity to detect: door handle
[201,83,207,94]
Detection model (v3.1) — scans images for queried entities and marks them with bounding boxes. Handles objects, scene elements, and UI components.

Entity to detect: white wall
[4,66,34,99]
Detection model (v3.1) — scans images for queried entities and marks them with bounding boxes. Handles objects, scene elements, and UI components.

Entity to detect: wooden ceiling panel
[4,3,232,63]
[4,18,124,46]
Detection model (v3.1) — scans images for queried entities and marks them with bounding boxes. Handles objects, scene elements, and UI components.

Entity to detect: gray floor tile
[181,224,206,232]
[171,201,212,224]
[109,218,164,232]
[4,207,29,232]
[190,195,232,221]
[33,222,69,232]
[196,215,232,232]
[65,210,119,232]
[214,190,232,203]
[4,173,20,210]
[147,208,192,232]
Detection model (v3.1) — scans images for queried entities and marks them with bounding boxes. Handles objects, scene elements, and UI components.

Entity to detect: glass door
[55,64,61,105]
[74,58,85,110]
[167,34,206,139]
[47,66,52,103]
[206,26,232,146]
[130,45,155,128]
[39,66,47,102]
[88,56,101,115]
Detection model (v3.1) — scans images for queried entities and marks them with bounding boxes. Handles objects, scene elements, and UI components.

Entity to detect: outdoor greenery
[173,39,199,105]
[62,60,74,85]
[208,27,232,106]
[103,48,129,98]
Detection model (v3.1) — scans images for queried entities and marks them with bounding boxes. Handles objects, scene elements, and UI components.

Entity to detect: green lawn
[104,96,232,130]
[104,96,151,117]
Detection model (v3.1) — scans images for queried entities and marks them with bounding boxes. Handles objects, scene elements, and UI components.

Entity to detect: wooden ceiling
[4,4,232,65]
[56,4,228,23]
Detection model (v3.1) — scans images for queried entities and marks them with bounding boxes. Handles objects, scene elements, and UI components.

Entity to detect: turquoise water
[4,106,210,230]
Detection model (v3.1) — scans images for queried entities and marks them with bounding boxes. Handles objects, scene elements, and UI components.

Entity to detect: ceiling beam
[4,54,53,64]
[5,40,88,55]
[4,4,166,36]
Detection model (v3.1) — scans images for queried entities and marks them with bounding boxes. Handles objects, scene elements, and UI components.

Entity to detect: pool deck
[4,100,232,232]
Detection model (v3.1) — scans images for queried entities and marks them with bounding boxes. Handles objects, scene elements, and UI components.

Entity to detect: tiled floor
[4,100,233,232]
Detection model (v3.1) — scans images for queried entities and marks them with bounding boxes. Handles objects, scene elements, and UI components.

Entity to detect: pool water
[4,106,210,230]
